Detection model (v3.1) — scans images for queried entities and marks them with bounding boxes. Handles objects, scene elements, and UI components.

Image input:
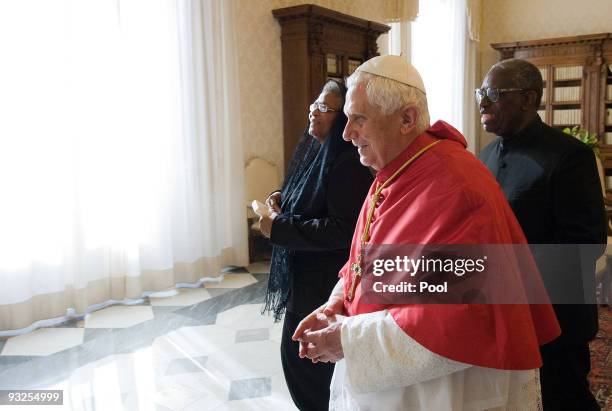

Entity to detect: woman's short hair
[321,79,347,103]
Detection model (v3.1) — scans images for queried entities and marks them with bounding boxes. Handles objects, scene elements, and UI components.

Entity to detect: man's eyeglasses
[475,88,526,104]
[309,102,340,113]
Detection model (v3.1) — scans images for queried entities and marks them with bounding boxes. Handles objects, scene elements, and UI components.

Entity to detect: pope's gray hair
[346,70,430,135]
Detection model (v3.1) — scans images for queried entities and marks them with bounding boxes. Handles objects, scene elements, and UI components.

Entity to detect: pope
[292,55,561,410]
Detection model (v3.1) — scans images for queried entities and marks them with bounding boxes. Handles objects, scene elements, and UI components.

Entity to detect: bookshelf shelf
[551,101,582,107]
[552,79,582,86]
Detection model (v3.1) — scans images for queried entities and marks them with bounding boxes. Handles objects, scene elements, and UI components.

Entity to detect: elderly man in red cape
[292,55,561,410]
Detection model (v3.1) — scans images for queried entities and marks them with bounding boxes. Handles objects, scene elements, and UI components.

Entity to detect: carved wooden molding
[272,4,389,34]
[491,33,612,58]
[308,22,325,55]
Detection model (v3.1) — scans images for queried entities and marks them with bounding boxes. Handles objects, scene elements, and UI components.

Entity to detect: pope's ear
[400,107,418,134]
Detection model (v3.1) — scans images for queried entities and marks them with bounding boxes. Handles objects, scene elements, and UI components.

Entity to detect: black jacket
[271,149,372,316]
[479,117,606,343]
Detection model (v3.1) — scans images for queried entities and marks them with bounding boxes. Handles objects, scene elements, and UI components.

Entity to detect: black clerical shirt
[479,117,606,343]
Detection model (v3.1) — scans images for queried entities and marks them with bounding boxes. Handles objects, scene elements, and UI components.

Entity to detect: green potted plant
[563,125,600,156]
[563,126,605,196]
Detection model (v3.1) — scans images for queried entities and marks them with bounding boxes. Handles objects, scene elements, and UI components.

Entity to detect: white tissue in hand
[251,200,270,217]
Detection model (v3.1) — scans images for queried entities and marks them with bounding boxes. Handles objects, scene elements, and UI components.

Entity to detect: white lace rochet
[329,310,542,411]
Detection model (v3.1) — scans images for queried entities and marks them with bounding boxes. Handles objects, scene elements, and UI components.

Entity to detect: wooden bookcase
[272,5,389,169]
[491,33,612,186]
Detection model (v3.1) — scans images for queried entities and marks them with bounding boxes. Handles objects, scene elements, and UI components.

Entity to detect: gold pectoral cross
[344,140,442,304]
[347,255,363,302]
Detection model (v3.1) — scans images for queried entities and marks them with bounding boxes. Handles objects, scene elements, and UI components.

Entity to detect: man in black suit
[478,58,606,411]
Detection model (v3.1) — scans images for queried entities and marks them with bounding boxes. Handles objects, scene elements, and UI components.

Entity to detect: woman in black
[259,80,373,410]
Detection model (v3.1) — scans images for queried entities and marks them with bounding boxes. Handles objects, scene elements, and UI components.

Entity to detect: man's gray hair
[346,70,430,135]
[491,58,543,107]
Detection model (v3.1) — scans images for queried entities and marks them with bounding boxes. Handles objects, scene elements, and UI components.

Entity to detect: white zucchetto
[355,55,426,94]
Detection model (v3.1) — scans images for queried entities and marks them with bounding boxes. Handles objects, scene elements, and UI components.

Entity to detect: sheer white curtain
[387,21,412,59]
[411,0,478,151]
[0,0,247,334]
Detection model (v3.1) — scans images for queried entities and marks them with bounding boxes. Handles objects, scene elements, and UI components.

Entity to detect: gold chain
[346,140,441,301]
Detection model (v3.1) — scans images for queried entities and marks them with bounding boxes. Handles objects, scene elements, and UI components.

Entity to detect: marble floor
[0,263,298,411]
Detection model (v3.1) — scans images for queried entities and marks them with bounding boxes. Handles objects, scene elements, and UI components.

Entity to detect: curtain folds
[466,0,481,42]
[0,0,247,334]
[410,0,478,150]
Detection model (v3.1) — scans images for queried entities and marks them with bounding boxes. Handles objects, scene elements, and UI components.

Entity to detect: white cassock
[329,311,541,411]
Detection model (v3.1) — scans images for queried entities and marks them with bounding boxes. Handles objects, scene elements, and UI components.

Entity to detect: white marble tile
[24,379,80,411]
[68,349,156,396]
[76,363,131,408]
[235,328,269,343]
[164,355,208,375]
[65,347,214,410]
[270,372,292,399]
[228,377,270,400]
[211,374,296,411]
[150,288,212,307]
[205,273,258,289]
[215,304,275,330]
[211,396,295,411]
[269,320,283,344]
[1,328,84,356]
[44,348,188,410]
[154,382,207,410]
[84,305,154,328]
[30,346,230,410]
[246,262,271,274]
[44,376,142,411]
[154,324,236,360]
[204,340,282,382]
[157,371,229,410]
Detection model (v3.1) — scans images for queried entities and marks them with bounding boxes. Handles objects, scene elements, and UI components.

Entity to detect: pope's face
[343,83,404,170]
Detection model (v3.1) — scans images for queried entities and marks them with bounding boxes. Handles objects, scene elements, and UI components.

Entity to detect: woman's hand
[259,212,277,238]
[266,191,282,214]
